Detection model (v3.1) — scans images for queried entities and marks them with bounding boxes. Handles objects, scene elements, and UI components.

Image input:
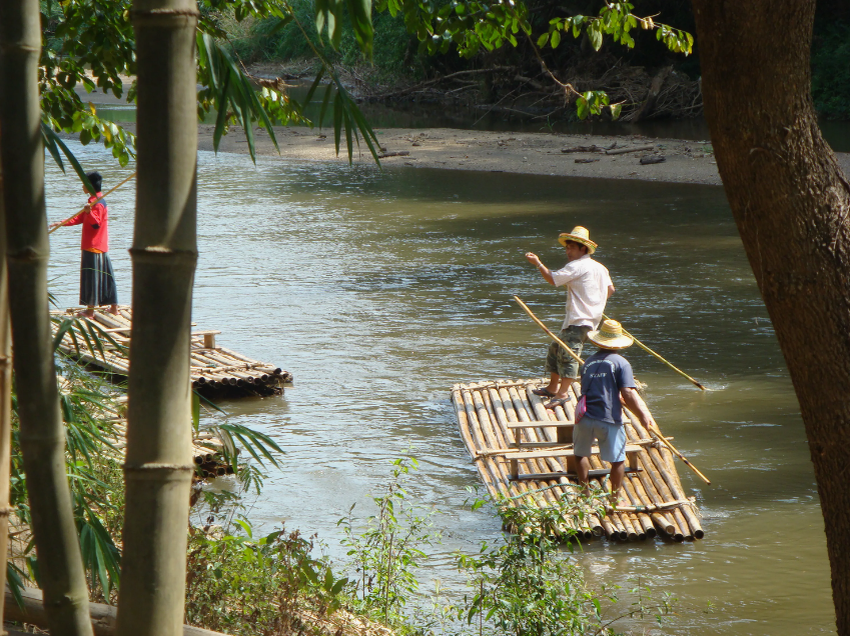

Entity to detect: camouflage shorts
[544,325,591,379]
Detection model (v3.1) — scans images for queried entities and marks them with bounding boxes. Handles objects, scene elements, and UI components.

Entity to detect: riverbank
[116,121,850,186]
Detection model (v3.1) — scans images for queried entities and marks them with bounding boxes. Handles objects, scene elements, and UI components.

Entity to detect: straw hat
[587,319,634,350]
[558,226,598,254]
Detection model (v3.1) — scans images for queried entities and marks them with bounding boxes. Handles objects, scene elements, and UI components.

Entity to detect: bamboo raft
[50,307,293,398]
[452,378,704,542]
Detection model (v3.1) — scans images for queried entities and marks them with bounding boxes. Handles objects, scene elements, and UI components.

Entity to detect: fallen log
[561,145,602,153]
[605,145,655,155]
[4,586,231,636]
[377,151,410,158]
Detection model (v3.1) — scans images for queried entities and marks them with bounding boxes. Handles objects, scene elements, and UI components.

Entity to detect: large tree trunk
[0,3,95,635]
[692,0,850,632]
[115,0,199,635]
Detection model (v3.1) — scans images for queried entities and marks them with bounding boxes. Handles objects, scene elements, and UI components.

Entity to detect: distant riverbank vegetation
[220,0,850,122]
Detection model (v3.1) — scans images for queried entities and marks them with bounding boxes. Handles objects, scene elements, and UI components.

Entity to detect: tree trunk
[115,1,199,635]
[0,145,14,632]
[692,0,850,632]
[0,3,95,636]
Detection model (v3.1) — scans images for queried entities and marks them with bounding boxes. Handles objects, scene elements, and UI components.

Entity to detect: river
[45,140,834,635]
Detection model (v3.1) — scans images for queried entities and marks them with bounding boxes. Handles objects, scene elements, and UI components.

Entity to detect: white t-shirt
[551,255,613,330]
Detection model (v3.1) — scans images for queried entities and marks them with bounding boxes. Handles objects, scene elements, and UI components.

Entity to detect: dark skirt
[80,250,118,307]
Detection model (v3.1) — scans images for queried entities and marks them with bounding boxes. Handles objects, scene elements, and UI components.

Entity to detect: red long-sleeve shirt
[64,194,109,252]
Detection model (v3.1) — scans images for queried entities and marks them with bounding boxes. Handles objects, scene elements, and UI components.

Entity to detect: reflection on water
[45,142,834,635]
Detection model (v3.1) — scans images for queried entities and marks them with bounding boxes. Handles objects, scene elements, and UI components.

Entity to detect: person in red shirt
[50,171,119,317]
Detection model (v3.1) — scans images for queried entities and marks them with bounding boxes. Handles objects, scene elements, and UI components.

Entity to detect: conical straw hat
[558,226,598,253]
[587,319,634,350]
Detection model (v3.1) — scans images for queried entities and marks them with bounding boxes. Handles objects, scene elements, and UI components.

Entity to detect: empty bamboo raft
[50,306,292,398]
[452,378,703,542]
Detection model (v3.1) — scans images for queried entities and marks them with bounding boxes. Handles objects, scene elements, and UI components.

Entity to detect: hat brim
[587,331,633,350]
[558,234,597,253]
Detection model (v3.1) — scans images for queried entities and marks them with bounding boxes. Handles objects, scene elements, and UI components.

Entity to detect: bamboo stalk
[602,313,707,391]
[0,154,13,625]
[116,1,199,634]
[0,3,95,634]
[513,296,583,364]
[627,392,711,485]
[47,172,137,234]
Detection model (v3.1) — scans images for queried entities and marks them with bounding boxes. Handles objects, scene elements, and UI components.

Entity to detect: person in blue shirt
[575,319,653,503]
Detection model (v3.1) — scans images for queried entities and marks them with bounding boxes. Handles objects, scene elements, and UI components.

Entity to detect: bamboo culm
[115,1,199,635]
[0,2,95,634]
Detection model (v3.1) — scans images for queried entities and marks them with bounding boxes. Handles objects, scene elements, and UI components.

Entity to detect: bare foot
[107,305,120,315]
[76,310,95,319]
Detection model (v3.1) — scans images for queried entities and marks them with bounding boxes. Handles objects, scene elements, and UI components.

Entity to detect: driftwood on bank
[4,586,230,636]
[377,151,410,158]
[605,144,655,155]
[631,65,673,122]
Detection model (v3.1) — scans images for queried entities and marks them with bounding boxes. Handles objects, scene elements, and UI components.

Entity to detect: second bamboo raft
[452,378,703,542]
[50,306,293,398]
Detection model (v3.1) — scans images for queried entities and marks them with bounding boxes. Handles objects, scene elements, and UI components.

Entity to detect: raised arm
[525,252,555,285]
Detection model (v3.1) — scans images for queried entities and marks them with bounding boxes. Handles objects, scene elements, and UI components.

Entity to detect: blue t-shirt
[580,350,636,425]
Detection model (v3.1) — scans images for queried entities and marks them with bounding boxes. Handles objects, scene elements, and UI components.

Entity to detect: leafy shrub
[185,521,350,635]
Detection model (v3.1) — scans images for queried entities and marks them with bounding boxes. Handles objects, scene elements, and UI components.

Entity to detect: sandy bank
[118,122,850,186]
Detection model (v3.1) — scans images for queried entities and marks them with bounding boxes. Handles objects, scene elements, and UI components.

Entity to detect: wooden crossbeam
[505,420,573,429]
[509,467,643,481]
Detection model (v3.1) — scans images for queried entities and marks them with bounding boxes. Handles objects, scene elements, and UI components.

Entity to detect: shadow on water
[44,143,834,635]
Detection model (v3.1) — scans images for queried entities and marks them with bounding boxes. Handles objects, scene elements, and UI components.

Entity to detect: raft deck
[452,378,703,541]
[51,307,292,398]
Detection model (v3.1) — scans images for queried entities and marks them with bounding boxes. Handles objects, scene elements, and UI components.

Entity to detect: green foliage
[9,356,125,601]
[185,520,350,635]
[812,21,850,120]
[338,456,439,626]
[38,0,383,177]
[455,490,675,636]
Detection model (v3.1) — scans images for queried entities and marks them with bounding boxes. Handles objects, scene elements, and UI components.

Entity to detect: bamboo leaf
[41,122,95,193]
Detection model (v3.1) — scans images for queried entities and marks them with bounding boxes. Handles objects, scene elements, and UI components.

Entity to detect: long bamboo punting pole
[628,391,711,485]
[47,172,137,234]
[602,313,707,391]
[513,296,583,364]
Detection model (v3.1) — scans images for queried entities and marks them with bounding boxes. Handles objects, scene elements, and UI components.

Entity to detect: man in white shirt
[525,226,615,409]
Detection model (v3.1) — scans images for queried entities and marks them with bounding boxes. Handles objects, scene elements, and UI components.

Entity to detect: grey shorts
[544,325,590,379]
[573,415,627,463]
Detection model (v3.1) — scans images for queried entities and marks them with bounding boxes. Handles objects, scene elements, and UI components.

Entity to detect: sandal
[543,397,570,409]
[531,387,556,398]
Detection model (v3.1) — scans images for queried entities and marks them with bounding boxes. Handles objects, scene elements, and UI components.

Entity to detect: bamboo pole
[5,585,232,636]
[513,296,583,364]
[602,313,707,391]
[0,3,95,634]
[47,172,137,234]
[628,391,711,485]
[116,1,199,635]
[0,150,14,627]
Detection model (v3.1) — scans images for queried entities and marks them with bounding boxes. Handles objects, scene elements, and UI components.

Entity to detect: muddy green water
[45,142,833,634]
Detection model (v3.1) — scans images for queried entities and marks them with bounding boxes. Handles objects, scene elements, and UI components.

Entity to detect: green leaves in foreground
[304,67,382,165]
